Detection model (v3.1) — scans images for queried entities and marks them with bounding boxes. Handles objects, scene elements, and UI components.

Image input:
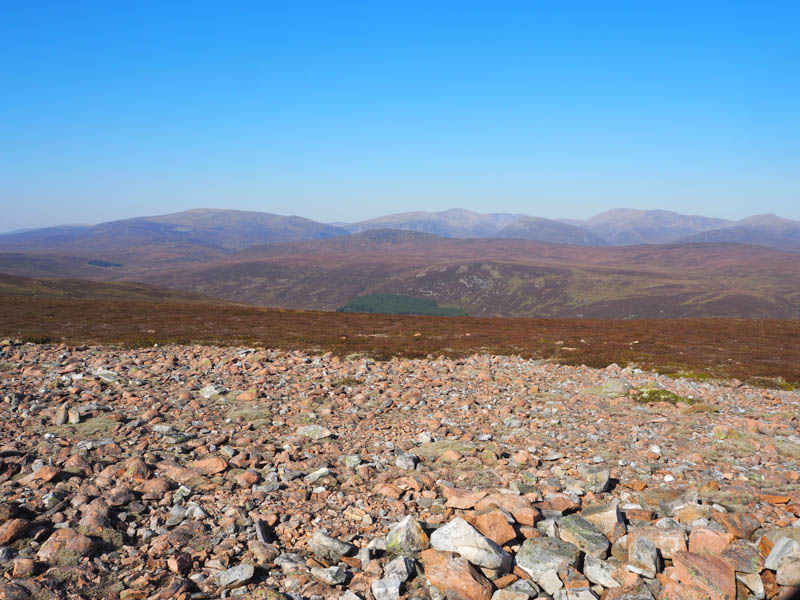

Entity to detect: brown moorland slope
[0,272,228,303]
[139,231,800,319]
[1,295,798,385]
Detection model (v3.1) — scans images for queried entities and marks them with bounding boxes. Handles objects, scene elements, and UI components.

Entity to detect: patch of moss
[415,439,476,458]
[225,405,272,427]
[667,371,713,381]
[723,436,761,458]
[50,548,83,568]
[53,416,118,437]
[94,527,125,549]
[332,377,363,387]
[746,376,798,391]
[776,441,800,461]
[635,388,698,405]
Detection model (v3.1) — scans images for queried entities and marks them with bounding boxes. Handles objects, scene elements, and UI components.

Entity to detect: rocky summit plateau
[0,340,799,600]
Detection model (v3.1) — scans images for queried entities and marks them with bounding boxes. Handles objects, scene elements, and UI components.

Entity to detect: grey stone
[654,517,682,530]
[385,515,429,555]
[217,563,255,589]
[516,537,582,583]
[308,531,355,563]
[539,568,563,595]
[312,565,347,585]
[395,453,418,471]
[506,579,541,597]
[165,504,187,527]
[736,572,765,599]
[92,368,118,383]
[627,537,659,578]
[578,465,611,493]
[0,546,15,563]
[491,590,530,600]
[341,455,361,468]
[559,514,610,558]
[42,492,62,510]
[581,501,623,537]
[199,384,227,399]
[383,556,413,583]
[537,518,559,537]
[764,527,800,544]
[430,517,512,571]
[54,404,69,426]
[275,552,307,574]
[775,551,800,586]
[764,536,800,570]
[304,467,332,483]
[584,554,621,588]
[297,424,332,440]
[371,577,402,600]
[67,406,81,424]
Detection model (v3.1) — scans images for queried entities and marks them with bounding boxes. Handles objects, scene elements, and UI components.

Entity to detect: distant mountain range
[1,207,798,319]
[4,207,799,253]
[495,216,607,245]
[337,207,799,251]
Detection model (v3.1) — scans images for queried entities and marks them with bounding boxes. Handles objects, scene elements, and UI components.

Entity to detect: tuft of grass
[747,376,798,391]
[666,370,713,381]
[635,388,698,405]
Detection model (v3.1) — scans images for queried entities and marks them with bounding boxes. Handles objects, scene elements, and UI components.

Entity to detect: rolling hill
[495,216,607,245]
[136,230,800,319]
[679,214,800,252]
[343,208,523,238]
[572,209,733,245]
[0,209,348,273]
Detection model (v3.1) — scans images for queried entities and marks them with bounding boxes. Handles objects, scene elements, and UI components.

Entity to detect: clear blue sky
[1,1,799,231]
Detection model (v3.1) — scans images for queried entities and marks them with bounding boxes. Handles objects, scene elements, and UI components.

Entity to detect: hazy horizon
[4,204,800,235]
[2,2,799,230]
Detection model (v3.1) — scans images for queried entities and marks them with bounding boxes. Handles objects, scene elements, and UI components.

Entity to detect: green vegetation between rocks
[635,388,699,405]
[336,293,467,317]
[332,376,364,387]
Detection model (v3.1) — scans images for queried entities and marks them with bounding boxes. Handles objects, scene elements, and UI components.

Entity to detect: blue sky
[1,1,799,230]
